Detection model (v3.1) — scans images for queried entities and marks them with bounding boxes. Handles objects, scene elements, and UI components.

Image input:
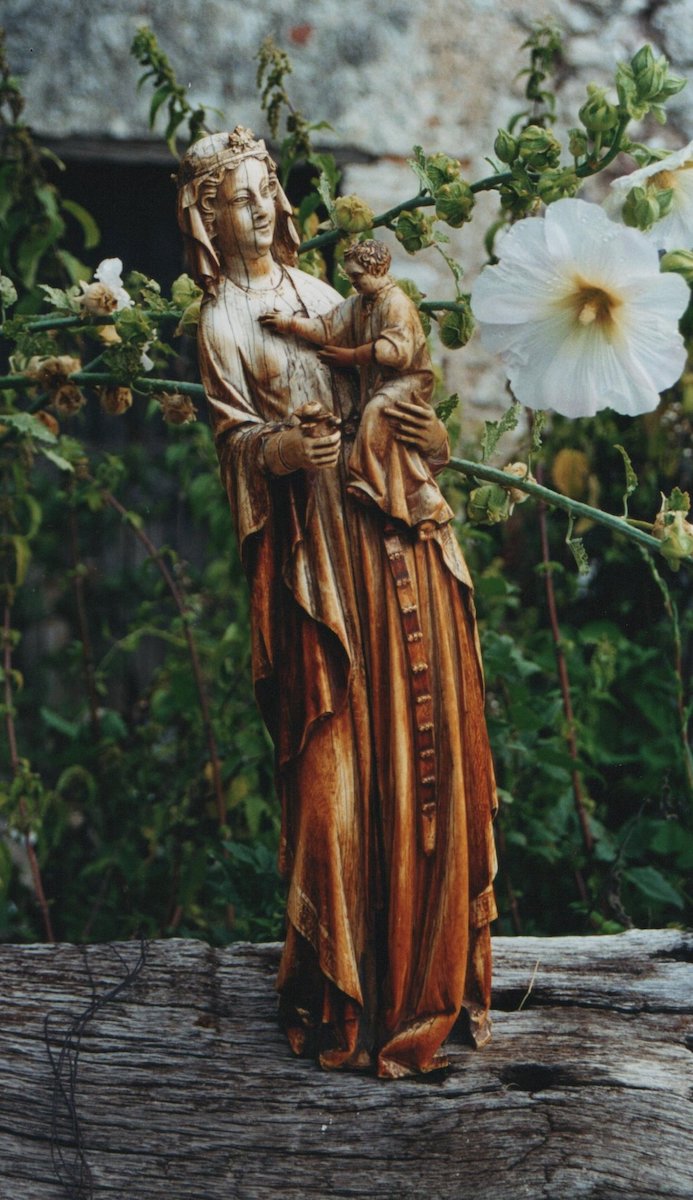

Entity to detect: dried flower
[157,391,197,425]
[425,153,461,189]
[438,303,474,350]
[26,355,81,388]
[653,492,693,569]
[503,462,535,505]
[395,210,435,254]
[100,386,133,416]
[605,141,693,250]
[467,483,512,525]
[79,258,132,316]
[50,384,86,417]
[470,198,689,418]
[435,180,475,228]
[35,410,60,436]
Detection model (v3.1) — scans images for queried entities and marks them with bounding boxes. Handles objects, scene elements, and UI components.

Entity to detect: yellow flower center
[649,162,693,191]
[571,283,620,330]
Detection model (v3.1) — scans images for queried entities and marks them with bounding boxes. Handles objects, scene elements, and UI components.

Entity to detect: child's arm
[259,311,329,346]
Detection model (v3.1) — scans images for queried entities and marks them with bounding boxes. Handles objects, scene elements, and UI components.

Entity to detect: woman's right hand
[266,425,341,474]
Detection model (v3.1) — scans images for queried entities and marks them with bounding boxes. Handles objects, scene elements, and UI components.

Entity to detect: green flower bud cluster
[493,129,518,165]
[621,184,673,232]
[394,210,435,254]
[467,483,512,525]
[616,44,686,123]
[579,85,619,133]
[437,300,475,350]
[516,124,562,171]
[425,152,462,190]
[567,128,588,160]
[333,194,375,234]
[536,167,579,204]
[661,250,693,286]
[435,180,475,228]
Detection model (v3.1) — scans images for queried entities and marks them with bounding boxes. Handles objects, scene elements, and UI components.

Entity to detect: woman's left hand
[383,399,448,456]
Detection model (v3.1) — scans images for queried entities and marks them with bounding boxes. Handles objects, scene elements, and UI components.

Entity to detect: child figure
[260,240,453,528]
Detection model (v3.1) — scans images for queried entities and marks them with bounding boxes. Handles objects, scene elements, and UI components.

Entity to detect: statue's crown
[178,126,270,185]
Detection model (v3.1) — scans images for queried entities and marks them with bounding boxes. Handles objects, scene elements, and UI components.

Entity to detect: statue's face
[213,158,277,262]
[344,259,387,296]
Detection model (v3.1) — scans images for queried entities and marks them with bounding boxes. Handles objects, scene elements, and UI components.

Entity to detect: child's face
[345,260,383,296]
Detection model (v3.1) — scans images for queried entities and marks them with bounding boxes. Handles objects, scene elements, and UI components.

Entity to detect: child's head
[344,240,391,293]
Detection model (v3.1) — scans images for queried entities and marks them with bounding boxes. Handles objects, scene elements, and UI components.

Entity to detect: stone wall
[4,0,693,429]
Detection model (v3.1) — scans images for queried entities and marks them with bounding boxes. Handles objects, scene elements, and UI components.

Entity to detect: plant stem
[67,498,101,740]
[641,549,693,799]
[447,457,665,555]
[2,602,55,941]
[101,491,226,828]
[536,485,594,863]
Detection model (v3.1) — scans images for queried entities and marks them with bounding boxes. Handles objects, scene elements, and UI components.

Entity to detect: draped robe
[198,265,498,1077]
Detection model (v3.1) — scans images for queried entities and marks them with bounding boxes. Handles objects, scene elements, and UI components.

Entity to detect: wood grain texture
[1,930,692,1200]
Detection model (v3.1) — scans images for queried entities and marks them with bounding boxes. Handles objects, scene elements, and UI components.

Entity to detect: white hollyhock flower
[470,199,689,418]
[605,141,693,250]
[93,258,132,309]
[80,258,133,316]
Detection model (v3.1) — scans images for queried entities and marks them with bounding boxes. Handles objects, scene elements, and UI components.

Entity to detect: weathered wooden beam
[1,930,692,1199]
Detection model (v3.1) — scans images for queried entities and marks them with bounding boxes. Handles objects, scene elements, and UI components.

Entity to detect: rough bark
[1,929,691,1200]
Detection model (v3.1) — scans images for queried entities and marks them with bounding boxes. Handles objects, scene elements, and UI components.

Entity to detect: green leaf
[622,865,684,909]
[39,447,75,473]
[61,199,101,249]
[481,400,521,462]
[42,707,80,740]
[1,412,57,444]
[149,84,171,128]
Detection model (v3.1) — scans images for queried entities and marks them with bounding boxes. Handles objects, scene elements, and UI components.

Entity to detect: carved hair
[343,239,391,277]
[176,128,299,297]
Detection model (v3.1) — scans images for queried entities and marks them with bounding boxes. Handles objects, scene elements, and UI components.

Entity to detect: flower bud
[438,302,474,349]
[434,179,475,228]
[394,210,435,254]
[333,194,375,234]
[503,462,535,505]
[174,296,202,337]
[0,274,17,308]
[517,125,562,170]
[661,250,693,285]
[467,484,511,525]
[171,273,203,310]
[426,153,461,190]
[100,386,133,416]
[568,128,588,159]
[653,508,693,568]
[621,185,661,231]
[536,168,579,204]
[157,391,197,426]
[579,85,619,133]
[50,384,86,417]
[494,129,518,164]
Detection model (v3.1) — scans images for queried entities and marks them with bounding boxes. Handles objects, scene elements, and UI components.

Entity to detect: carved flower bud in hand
[467,483,512,525]
[517,125,562,171]
[395,210,435,254]
[157,391,197,425]
[435,180,475,228]
[50,384,86,417]
[333,195,375,234]
[100,386,133,416]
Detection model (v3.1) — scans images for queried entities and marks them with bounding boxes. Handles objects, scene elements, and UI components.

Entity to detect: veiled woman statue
[177,127,498,1078]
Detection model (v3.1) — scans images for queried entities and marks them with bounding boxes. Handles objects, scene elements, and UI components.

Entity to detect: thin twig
[102,490,226,827]
[3,601,55,942]
[517,960,541,1011]
[536,486,594,863]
